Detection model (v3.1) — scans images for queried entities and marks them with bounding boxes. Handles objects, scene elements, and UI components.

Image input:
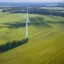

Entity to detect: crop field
[39,7,64,11]
[0,10,64,64]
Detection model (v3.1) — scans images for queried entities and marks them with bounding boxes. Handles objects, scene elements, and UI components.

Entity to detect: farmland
[0,3,64,64]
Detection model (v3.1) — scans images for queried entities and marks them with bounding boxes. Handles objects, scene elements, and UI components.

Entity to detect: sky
[0,0,64,3]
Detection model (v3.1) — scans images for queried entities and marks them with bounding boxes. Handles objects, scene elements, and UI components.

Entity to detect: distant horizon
[0,0,64,3]
[0,2,64,3]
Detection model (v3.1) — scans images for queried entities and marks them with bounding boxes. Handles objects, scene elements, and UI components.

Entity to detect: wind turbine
[26,8,29,41]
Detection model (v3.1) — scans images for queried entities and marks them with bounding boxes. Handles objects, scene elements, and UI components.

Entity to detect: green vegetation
[0,11,64,64]
[39,7,64,11]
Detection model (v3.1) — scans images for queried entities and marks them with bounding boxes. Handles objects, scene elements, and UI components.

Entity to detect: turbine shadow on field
[29,17,51,27]
[1,17,52,29]
[0,22,26,37]
[2,22,26,29]
[0,38,28,53]
[47,21,64,24]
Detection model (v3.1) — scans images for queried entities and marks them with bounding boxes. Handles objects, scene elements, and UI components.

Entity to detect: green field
[0,11,64,64]
[39,7,64,11]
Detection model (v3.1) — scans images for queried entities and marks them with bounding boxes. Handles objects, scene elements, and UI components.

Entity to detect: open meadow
[0,9,64,64]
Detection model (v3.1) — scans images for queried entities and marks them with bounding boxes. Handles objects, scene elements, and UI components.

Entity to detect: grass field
[39,7,64,11]
[0,11,64,64]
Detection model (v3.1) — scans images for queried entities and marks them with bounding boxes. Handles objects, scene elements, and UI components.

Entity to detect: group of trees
[2,7,64,17]
[0,38,28,53]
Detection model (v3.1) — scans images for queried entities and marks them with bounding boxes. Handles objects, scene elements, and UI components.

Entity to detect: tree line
[2,7,64,17]
[0,38,28,53]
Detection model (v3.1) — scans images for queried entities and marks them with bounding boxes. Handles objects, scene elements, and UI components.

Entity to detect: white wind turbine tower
[26,8,29,41]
